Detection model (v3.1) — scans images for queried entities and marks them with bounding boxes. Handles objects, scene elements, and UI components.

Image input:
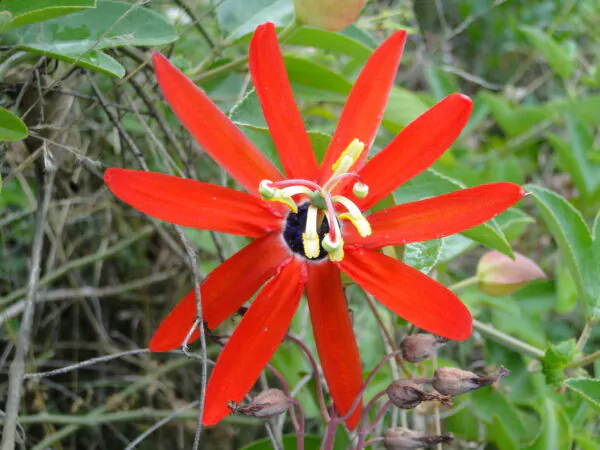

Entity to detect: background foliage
[1,0,599,448]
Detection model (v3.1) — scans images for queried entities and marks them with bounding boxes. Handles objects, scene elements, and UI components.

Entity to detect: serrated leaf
[520,26,575,79]
[2,1,177,77]
[540,339,578,386]
[0,107,28,142]
[0,0,95,29]
[394,169,513,257]
[526,185,600,312]
[565,378,600,411]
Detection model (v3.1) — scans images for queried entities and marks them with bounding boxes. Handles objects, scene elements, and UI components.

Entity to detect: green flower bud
[293,0,365,31]
[477,251,546,297]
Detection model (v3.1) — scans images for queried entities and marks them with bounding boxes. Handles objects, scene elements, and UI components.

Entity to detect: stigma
[260,139,371,262]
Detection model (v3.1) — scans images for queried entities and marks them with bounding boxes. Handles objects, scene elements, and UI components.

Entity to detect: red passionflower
[104,23,525,428]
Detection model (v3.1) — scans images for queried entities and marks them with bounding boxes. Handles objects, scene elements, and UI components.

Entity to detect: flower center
[259,139,372,262]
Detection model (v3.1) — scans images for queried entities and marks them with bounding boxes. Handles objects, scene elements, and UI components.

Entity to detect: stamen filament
[322,172,363,193]
[323,193,338,242]
[333,195,372,237]
[270,179,322,191]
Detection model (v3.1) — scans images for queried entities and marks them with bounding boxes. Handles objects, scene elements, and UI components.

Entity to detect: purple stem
[286,334,331,422]
[339,350,403,422]
[270,179,322,191]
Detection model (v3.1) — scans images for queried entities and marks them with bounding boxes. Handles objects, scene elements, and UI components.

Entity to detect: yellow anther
[302,205,320,258]
[339,213,372,237]
[261,185,314,214]
[331,139,365,174]
[321,219,344,262]
[322,233,344,262]
[333,195,372,237]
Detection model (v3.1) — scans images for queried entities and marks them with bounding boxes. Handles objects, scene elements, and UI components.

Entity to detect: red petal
[202,259,307,426]
[338,247,472,340]
[250,23,319,180]
[354,93,473,210]
[105,169,282,237]
[307,262,363,429]
[149,233,291,352]
[319,31,407,183]
[345,183,525,249]
[152,53,283,195]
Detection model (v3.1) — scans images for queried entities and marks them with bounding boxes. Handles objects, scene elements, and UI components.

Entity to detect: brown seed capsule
[401,334,449,363]
[383,428,454,449]
[229,388,290,418]
[432,366,510,396]
[386,380,451,409]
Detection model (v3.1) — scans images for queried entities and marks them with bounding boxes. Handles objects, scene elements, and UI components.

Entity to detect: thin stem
[570,349,600,368]
[448,275,479,292]
[340,350,403,422]
[286,334,330,422]
[124,401,200,450]
[364,293,411,377]
[322,172,363,193]
[270,179,322,191]
[192,19,301,83]
[1,165,55,450]
[473,319,545,359]
[24,349,151,379]
[0,225,153,307]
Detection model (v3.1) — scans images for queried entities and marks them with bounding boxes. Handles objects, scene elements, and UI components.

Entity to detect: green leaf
[215,0,294,42]
[394,169,513,257]
[520,26,575,79]
[555,263,577,314]
[540,339,578,386]
[285,55,352,95]
[0,107,28,142]
[286,26,372,60]
[548,116,600,197]
[565,378,600,411]
[404,240,443,274]
[0,0,95,29]
[472,388,525,447]
[381,87,429,133]
[526,399,572,450]
[526,185,600,311]
[239,435,321,450]
[3,1,177,77]
[480,92,552,137]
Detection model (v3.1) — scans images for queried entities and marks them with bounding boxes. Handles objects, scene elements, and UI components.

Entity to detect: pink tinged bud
[401,334,448,363]
[292,0,366,31]
[432,366,510,396]
[477,250,546,297]
[229,388,290,418]
[383,428,454,449]
[386,380,452,409]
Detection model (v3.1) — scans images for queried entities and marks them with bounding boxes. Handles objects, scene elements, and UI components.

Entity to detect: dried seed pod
[383,427,454,449]
[386,380,451,409]
[433,366,510,396]
[401,334,448,363]
[228,388,290,418]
